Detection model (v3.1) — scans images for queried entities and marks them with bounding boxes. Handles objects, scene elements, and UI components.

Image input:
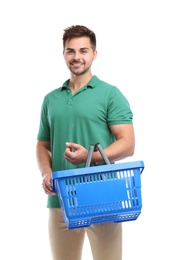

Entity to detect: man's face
[63,37,97,76]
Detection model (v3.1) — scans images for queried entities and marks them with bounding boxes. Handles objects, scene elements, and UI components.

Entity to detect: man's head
[63,25,96,51]
[63,25,97,76]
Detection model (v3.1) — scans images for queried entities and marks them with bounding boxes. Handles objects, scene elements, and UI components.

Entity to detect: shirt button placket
[67,90,73,106]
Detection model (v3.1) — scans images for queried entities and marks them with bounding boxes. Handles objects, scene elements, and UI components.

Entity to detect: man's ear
[93,50,98,60]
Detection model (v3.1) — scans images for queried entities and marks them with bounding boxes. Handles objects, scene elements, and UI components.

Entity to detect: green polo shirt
[37,75,133,208]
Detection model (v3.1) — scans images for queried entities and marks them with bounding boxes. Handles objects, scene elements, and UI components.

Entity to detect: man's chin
[71,69,86,76]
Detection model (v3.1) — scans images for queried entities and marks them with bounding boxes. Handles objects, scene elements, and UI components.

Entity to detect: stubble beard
[68,59,93,76]
[70,66,91,76]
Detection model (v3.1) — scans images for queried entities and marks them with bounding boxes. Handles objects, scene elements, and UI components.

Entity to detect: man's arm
[100,124,135,162]
[64,124,135,165]
[36,140,56,195]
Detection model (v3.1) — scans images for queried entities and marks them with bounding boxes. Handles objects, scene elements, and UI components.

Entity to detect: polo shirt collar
[61,75,100,91]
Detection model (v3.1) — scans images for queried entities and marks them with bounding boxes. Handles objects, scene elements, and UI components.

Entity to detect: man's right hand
[42,173,56,195]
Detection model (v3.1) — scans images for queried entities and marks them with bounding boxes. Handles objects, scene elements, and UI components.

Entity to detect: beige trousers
[48,208,122,260]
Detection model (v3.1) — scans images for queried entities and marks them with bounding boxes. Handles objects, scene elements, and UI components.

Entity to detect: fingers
[42,177,56,195]
[65,142,80,150]
[64,151,76,164]
[64,142,80,161]
[64,142,88,165]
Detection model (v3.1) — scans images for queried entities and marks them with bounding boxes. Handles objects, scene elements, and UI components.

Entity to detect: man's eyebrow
[80,47,89,50]
[66,48,74,51]
[65,47,89,51]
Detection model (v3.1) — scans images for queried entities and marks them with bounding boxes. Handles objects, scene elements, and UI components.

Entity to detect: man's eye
[81,50,88,54]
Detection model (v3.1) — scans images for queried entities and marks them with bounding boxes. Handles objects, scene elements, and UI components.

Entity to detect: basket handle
[85,143,110,167]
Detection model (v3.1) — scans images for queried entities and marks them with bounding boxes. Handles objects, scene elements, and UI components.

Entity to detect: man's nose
[73,51,81,60]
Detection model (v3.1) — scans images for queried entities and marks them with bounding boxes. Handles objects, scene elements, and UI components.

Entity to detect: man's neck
[68,73,93,94]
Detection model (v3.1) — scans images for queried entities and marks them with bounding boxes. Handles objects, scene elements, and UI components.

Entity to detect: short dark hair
[63,25,96,51]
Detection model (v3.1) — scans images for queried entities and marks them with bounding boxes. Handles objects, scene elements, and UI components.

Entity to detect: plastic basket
[52,160,144,229]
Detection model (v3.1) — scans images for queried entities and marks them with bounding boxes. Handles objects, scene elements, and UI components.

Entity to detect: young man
[36,25,135,260]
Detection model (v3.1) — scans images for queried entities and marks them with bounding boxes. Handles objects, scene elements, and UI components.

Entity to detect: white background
[0,0,175,259]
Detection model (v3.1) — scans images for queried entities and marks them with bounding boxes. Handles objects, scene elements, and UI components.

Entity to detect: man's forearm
[36,142,52,177]
[92,138,134,163]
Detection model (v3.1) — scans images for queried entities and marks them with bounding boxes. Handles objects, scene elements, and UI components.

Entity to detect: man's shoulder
[92,75,121,94]
[44,79,69,98]
[44,86,63,99]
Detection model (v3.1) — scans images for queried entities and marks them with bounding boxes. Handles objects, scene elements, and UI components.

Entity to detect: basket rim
[52,160,144,179]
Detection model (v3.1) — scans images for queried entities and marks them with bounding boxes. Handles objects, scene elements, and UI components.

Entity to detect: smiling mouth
[71,62,82,68]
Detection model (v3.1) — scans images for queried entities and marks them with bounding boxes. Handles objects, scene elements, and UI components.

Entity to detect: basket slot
[65,178,78,208]
[91,214,118,224]
[115,212,140,223]
[67,201,123,217]
[123,200,130,209]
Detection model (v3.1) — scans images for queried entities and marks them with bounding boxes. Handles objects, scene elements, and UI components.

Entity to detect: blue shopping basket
[52,143,144,229]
